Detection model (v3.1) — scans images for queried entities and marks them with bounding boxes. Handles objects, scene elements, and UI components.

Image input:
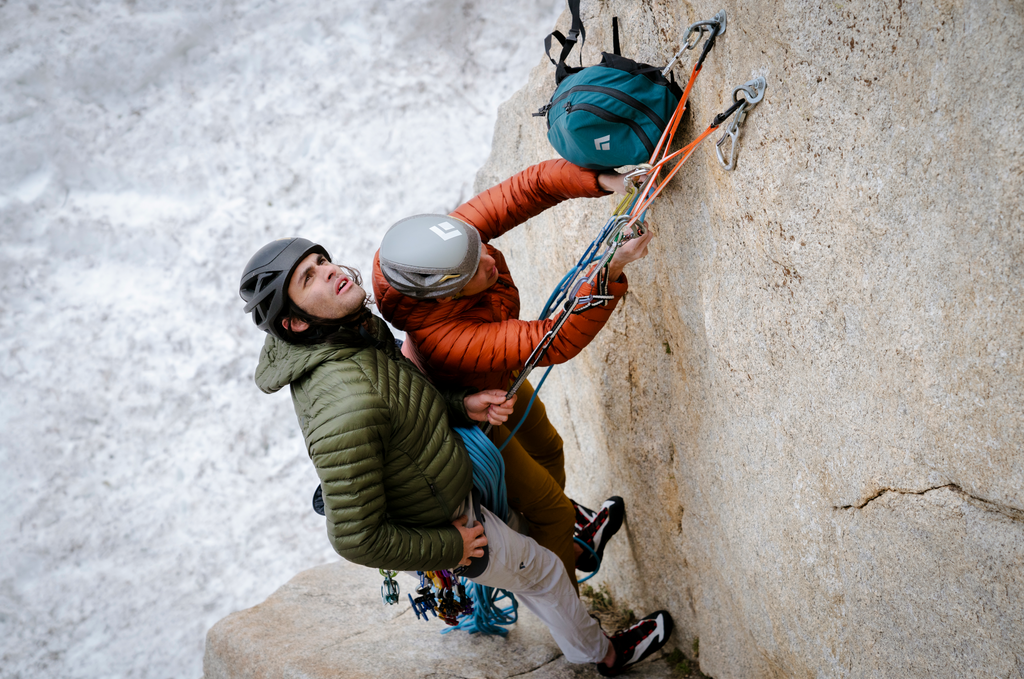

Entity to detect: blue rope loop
[574,537,600,584]
[495,187,648,454]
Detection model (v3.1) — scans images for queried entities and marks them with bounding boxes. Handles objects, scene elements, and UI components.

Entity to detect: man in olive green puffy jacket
[239,237,673,676]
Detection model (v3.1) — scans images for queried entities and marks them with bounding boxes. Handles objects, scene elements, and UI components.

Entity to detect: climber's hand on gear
[598,172,627,195]
[454,515,488,565]
[608,225,655,280]
[464,390,518,426]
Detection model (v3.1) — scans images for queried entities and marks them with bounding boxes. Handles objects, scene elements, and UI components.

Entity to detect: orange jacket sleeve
[410,273,628,381]
[452,159,608,242]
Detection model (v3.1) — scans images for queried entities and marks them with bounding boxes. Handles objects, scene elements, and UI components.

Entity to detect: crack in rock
[509,653,564,677]
[834,483,1024,521]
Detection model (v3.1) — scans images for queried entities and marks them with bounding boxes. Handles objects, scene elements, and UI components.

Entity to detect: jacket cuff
[608,272,628,296]
[441,524,467,569]
[442,386,476,428]
[581,166,612,196]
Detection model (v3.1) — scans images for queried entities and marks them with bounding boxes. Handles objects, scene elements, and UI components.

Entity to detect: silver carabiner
[604,214,634,248]
[715,103,746,171]
[716,76,767,171]
[623,164,652,191]
[661,10,727,76]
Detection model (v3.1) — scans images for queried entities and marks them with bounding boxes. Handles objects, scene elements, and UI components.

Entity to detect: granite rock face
[479,0,1023,677]
[205,1,1022,677]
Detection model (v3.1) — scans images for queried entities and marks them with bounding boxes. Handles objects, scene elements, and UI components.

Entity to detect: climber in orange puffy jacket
[372,159,653,589]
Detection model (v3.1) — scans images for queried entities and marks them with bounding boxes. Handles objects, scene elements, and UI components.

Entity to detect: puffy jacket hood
[255,318,387,394]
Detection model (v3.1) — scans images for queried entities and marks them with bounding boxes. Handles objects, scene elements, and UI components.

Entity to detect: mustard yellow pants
[489,379,578,593]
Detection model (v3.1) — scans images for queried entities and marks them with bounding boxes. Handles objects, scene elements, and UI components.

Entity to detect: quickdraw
[660,9,727,77]
[716,77,767,170]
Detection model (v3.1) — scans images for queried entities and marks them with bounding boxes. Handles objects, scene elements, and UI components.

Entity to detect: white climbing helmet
[378,214,482,299]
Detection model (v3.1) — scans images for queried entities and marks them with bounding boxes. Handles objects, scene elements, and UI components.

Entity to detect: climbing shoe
[571,498,598,533]
[575,496,625,572]
[596,610,674,677]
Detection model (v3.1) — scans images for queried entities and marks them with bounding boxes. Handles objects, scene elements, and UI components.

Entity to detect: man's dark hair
[278,264,374,346]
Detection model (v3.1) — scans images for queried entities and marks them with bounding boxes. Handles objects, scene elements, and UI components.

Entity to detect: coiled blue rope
[456,425,510,523]
[447,426,519,636]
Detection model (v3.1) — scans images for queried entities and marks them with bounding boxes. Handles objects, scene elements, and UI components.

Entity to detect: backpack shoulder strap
[543,0,586,84]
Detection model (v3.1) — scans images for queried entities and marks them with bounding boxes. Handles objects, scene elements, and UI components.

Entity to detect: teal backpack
[535,2,682,171]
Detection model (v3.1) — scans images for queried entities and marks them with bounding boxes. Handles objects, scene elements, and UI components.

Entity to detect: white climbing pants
[465,502,610,664]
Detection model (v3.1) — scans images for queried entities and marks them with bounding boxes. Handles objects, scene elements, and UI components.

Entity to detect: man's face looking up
[281,252,366,334]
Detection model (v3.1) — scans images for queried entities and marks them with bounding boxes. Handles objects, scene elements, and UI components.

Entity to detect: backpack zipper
[551,84,670,130]
[563,102,655,156]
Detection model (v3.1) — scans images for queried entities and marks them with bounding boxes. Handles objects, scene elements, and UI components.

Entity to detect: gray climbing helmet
[378,214,482,299]
[239,237,330,339]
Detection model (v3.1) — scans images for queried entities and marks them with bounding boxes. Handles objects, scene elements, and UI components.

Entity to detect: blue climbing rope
[575,538,600,584]
[447,426,519,636]
[494,179,650,454]
[456,425,510,523]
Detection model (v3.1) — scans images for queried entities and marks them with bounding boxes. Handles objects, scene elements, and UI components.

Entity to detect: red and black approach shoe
[575,496,625,572]
[596,610,674,676]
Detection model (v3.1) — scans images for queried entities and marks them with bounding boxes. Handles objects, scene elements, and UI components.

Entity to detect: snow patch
[9,167,52,203]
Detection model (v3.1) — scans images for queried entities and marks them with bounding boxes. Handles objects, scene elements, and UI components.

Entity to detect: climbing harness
[396,426,602,631]
[392,426,521,636]
[378,426,520,635]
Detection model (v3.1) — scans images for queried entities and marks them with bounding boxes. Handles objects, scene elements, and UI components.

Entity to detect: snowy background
[0,1,561,677]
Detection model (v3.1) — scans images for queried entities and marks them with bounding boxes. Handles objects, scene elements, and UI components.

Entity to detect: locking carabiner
[380,569,400,605]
